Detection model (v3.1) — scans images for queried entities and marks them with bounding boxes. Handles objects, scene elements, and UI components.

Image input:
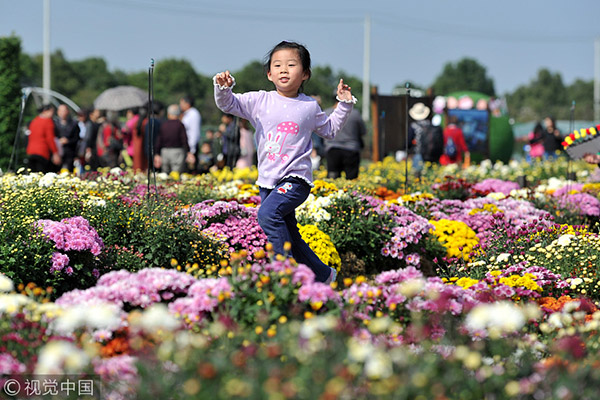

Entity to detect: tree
[70,57,119,107]
[154,58,207,107]
[506,68,569,122]
[232,60,271,94]
[305,66,363,110]
[0,35,23,171]
[567,79,593,121]
[432,58,495,97]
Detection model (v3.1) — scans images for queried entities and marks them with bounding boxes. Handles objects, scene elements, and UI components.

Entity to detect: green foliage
[0,35,23,171]
[432,58,496,97]
[506,68,570,122]
[233,60,271,93]
[567,78,594,121]
[0,185,98,297]
[154,58,208,107]
[172,180,218,205]
[0,300,54,371]
[317,194,395,274]
[83,199,224,270]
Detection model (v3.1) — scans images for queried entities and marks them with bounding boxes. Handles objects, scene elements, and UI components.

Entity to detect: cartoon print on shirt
[264,121,300,163]
[277,182,293,194]
[265,131,282,161]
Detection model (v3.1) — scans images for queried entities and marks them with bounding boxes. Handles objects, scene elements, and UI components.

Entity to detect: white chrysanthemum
[135,303,181,332]
[38,172,58,187]
[86,303,122,330]
[496,253,511,263]
[562,300,581,313]
[347,337,374,362]
[0,274,13,292]
[0,293,32,315]
[157,172,170,181]
[545,177,568,192]
[51,306,87,334]
[480,159,493,169]
[299,315,337,339]
[368,317,392,334]
[109,167,124,175]
[556,234,575,247]
[465,302,526,333]
[87,196,106,207]
[213,180,243,198]
[51,303,122,335]
[365,349,393,379]
[296,194,332,222]
[547,312,565,329]
[35,302,63,319]
[508,188,529,199]
[35,341,90,374]
[486,192,506,200]
[398,278,425,297]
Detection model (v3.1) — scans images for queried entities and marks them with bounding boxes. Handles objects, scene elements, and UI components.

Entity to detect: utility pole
[595,37,600,124]
[43,0,51,104]
[362,14,370,122]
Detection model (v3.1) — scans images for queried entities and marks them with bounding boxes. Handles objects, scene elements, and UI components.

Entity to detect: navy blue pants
[257,177,330,283]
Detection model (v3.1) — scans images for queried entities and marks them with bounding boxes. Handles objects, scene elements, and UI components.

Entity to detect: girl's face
[267,48,309,98]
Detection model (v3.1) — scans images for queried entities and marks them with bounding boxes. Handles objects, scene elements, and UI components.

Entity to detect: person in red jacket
[26,104,61,173]
[440,115,470,166]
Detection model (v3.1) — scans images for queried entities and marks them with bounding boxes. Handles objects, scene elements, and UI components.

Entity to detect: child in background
[197,140,214,174]
[213,40,356,284]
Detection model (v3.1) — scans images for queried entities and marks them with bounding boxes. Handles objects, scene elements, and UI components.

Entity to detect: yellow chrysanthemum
[311,180,339,197]
[498,274,542,292]
[468,203,502,215]
[455,277,479,289]
[429,219,479,261]
[298,224,341,270]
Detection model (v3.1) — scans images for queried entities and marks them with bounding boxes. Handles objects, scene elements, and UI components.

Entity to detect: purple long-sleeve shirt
[214,81,354,188]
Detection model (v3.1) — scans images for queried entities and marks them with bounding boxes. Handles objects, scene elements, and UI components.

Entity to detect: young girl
[213,40,356,284]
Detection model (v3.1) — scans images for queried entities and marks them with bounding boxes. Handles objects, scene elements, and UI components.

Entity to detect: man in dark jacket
[324,99,366,179]
[55,104,80,172]
[153,104,193,174]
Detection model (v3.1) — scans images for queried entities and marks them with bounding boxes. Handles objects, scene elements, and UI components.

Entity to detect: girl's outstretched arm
[213,71,255,121]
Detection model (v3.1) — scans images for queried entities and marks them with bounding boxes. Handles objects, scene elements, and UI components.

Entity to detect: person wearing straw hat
[408,102,443,174]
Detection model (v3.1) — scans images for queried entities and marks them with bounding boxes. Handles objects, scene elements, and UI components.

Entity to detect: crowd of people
[24,96,261,176]
[25,93,573,179]
[24,94,369,179]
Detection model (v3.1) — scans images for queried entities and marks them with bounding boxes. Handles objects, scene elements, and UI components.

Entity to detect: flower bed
[1,158,600,399]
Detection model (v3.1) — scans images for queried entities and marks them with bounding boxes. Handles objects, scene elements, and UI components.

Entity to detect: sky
[1,0,599,98]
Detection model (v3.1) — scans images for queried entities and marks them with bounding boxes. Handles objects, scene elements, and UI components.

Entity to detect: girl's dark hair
[264,41,311,92]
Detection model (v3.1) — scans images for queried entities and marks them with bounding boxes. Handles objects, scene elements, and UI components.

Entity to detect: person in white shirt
[179,95,201,171]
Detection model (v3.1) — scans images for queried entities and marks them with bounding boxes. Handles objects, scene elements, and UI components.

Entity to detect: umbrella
[93,85,147,111]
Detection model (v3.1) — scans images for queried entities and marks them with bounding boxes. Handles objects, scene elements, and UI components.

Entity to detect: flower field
[2,158,600,399]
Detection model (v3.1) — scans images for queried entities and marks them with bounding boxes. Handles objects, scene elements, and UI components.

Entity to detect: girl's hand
[336,79,352,102]
[215,71,234,88]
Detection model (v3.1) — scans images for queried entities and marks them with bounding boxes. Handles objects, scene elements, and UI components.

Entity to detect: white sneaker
[324,267,337,284]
